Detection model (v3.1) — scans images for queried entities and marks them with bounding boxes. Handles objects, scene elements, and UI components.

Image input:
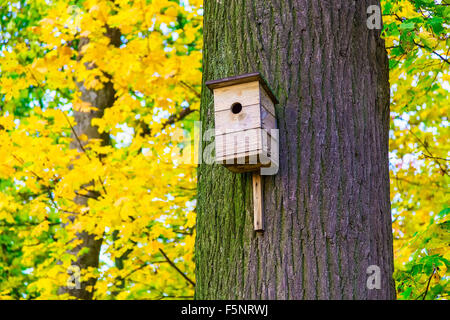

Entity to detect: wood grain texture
[217,149,261,164]
[196,0,394,300]
[215,128,266,158]
[252,173,264,231]
[260,84,276,117]
[216,148,275,172]
[213,81,260,112]
[206,72,279,104]
[214,103,261,134]
[214,103,276,134]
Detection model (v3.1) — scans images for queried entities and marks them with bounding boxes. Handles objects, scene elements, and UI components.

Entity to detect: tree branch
[415,266,436,300]
[180,80,201,99]
[61,111,91,160]
[139,106,197,137]
[158,248,195,287]
[413,41,450,65]
[407,128,448,176]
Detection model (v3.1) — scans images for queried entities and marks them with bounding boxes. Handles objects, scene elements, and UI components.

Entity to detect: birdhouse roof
[205,72,279,104]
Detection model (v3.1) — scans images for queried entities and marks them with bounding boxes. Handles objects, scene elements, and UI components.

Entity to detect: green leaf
[400,286,412,299]
[427,17,444,35]
[399,21,416,32]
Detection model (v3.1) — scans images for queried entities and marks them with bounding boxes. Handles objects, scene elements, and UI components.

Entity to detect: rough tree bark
[196,0,395,299]
[58,27,121,300]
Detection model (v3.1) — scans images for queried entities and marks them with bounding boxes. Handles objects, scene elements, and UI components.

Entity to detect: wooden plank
[213,81,260,112]
[252,173,264,231]
[217,151,277,173]
[214,103,261,134]
[215,129,277,158]
[260,84,276,117]
[261,105,276,130]
[214,103,276,134]
[205,72,279,105]
[226,164,262,173]
[216,149,262,164]
[215,128,264,158]
[206,72,261,89]
[216,146,277,173]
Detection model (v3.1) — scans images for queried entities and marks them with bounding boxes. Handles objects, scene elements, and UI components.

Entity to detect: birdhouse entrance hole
[231,102,242,114]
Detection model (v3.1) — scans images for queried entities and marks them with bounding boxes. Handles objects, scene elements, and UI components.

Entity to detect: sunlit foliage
[0,0,202,299]
[382,0,449,300]
[0,0,448,300]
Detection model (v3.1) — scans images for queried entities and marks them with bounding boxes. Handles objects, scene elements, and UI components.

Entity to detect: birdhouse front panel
[205,73,278,173]
[211,81,260,112]
[215,128,271,163]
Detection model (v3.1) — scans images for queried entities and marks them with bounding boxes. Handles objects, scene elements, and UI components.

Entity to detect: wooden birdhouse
[206,72,279,232]
[205,72,279,173]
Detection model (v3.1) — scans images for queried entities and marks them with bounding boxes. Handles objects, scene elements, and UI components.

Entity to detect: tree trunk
[58,27,121,300]
[196,0,395,300]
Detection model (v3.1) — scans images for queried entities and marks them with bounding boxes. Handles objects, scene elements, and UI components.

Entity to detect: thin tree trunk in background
[196,0,395,299]
[58,27,121,300]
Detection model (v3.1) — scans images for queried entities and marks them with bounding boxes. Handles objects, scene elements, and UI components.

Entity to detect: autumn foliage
[0,0,448,299]
[1,0,201,299]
